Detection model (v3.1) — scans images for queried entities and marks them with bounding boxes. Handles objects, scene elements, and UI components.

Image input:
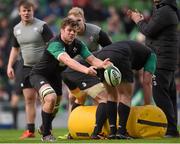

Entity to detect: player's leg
[11,59,23,129]
[20,67,37,139]
[30,74,57,142]
[104,82,118,139]
[38,77,62,136]
[83,83,108,139]
[10,93,20,129]
[20,87,37,139]
[116,82,134,139]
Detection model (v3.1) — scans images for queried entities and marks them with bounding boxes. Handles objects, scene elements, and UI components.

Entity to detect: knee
[44,94,57,107]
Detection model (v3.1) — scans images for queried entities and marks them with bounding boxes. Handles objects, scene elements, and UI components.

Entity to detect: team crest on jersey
[40,81,45,84]
[16,29,21,35]
[82,82,87,88]
[73,47,78,53]
[33,27,38,31]
[89,36,94,42]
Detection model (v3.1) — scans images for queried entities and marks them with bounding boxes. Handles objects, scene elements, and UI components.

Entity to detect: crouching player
[94,40,157,139]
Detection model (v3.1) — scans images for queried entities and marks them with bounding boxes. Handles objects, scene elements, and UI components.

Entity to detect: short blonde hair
[68,7,85,19]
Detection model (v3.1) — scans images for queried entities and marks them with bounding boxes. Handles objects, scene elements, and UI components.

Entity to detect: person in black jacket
[128,0,180,137]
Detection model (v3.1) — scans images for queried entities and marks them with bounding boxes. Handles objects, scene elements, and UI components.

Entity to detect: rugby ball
[104,65,121,87]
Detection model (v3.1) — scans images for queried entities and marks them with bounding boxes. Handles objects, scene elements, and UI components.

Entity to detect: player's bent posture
[7,0,53,139]
[62,61,111,139]
[29,17,111,142]
[94,40,157,139]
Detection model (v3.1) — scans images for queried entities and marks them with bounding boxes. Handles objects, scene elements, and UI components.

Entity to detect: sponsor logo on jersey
[20,83,24,87]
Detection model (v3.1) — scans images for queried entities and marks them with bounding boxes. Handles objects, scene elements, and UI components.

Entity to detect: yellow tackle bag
[68,106,110,139]
[127,105,167,138]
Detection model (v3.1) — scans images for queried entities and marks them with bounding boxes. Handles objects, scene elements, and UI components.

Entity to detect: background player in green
[30,17,111,142]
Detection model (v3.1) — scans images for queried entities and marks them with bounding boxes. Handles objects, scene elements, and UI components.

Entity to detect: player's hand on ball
[102,58,113,69]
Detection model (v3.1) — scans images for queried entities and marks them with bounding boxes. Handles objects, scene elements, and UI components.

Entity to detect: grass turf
[0,128,179,143]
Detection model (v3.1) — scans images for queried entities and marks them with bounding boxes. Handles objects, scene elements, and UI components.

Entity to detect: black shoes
[91,133,106,139]
[165,132,180,138]
[108,134,116,139]
[107,132,132,139]
[116,133,132,139]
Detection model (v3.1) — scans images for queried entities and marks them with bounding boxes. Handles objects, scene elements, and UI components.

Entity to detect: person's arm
[7,34,20,79]
[97,30,112,47]
[58,52,97,76]
[129,8,167,37]
[85,54,111,69]
[136,15,163,37]
[79,41,112,69]
[142,71,153,105]
[41,24,54,42]
[7,47,20,79]
[47,42,97,76]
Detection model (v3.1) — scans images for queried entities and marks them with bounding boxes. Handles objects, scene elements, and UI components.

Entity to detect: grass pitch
[0,128,179,143]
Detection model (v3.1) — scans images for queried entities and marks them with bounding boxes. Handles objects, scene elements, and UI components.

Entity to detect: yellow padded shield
[68,106,110,139]
[127,105,167,138]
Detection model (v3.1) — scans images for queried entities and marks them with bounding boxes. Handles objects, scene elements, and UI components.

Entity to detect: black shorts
[30,73,62,96]
[62,67,101,90]
[96,51,134,83]
[12,60,23,95]
[21,66,33,89]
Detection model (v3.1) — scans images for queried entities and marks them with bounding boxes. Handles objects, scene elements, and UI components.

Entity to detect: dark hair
[18,0,35,10]
[61,17,79,30]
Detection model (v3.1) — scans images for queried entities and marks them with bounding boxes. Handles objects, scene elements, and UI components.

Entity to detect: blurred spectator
[106,6,127,42]
[0,56,10,101]
[107,6,120,36]
[118,5,135,35]
[0,14,11,67]
[43,0,64,33]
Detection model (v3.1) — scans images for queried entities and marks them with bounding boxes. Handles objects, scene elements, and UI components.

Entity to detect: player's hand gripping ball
[104,65,121,87]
